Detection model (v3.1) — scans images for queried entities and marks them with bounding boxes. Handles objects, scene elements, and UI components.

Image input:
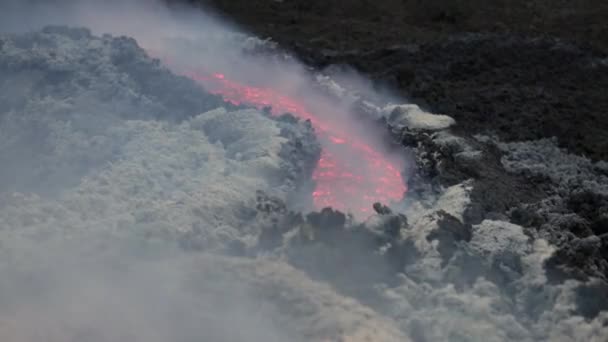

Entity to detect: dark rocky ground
[181,0,608,161]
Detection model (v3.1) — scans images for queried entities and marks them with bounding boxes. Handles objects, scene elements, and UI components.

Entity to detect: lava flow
[188,72,407,216]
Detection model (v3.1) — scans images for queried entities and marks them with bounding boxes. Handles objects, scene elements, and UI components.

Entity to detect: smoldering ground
[0,1,607,341]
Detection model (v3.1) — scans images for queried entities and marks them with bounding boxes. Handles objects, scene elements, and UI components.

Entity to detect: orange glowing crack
[186,71,407,216]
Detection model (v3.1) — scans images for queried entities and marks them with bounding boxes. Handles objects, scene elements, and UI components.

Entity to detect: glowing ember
[188,72,407,216]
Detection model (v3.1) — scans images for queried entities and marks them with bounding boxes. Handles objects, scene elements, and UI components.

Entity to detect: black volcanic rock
[427,210,472,263]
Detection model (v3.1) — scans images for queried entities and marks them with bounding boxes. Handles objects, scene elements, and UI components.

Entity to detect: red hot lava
[188,72,407,217]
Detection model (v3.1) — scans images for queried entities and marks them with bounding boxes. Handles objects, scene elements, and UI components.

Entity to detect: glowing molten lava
[188,72,406,216]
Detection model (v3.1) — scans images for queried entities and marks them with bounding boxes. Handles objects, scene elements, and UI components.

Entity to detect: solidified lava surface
[187,72,407,215]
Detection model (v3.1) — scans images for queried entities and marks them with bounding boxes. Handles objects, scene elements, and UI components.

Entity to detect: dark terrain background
[180,0,608,160]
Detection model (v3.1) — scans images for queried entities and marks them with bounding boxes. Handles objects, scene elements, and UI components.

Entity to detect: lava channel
[188,72,407,216]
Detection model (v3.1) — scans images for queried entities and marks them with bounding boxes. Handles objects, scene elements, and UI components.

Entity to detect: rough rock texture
[201,0,608,54]
[496,137,608,282]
